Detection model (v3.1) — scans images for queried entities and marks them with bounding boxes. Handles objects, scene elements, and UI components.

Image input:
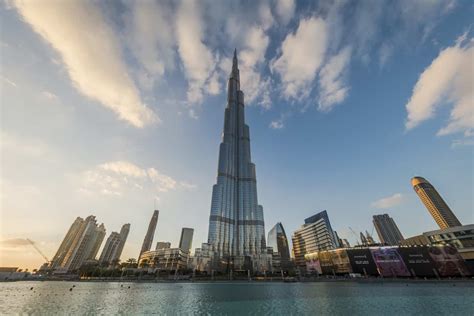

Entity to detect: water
[1,281,473,315]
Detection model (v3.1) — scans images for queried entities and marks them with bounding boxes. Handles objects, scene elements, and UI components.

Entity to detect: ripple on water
[0,281,473,314]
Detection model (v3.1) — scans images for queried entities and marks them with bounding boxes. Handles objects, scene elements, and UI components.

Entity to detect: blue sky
[1,0,473,270]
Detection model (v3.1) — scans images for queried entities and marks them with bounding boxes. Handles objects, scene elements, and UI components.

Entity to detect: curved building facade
[267,222,291,268]
[412,177,461,229]
[207,50,266,268]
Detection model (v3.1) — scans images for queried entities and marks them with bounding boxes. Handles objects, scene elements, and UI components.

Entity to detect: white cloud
[176,0,217,104]
[258,1,275,31]
[79,161,194,197]
[125,0,175,84]
[271,17,328,100]
[41,90,58,101]
[269,120,284,129]
[1,75,17,87]
[239,26,271,107]
[318,46,351,112]
[405,35,473,136]
[371,193,404,209]
[13,0,158,128]
[274,0,295,25]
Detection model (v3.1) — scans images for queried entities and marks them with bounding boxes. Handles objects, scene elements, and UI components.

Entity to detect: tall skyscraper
[207,50,266,268]
[116,223,130,261]
[373,214,404,245]
[99,223,130,265]
[267,222,291,268]
[179,228,194,253]
[411,176,461,229]
[139,210,159,260]
[52,215,106,271]
[292,210,339,267]
[50,217,84,269]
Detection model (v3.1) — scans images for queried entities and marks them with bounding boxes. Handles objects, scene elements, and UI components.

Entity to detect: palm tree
[126,258,137,268]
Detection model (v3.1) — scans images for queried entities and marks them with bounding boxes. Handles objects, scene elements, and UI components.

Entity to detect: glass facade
[412,177,461,229]
[373,214,404,245]
[207,50,266,267]
[267,222,291,269]
[292,210,339,267]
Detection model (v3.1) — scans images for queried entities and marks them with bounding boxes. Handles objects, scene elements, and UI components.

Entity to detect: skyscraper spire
[232,48,239,77]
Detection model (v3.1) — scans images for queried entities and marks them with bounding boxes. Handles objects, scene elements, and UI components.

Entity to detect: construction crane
[348,227,360,245]
[26,239,50,264]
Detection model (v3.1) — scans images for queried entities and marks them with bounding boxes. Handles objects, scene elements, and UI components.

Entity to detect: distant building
[139,210,159,260]
[51,215,106,271]
[360,232,368,246]
[365,231,376,245]
[341,239,351,248]
[292,210,339,267]
[267,223,291,270]
[373,214,404,245]
[192,243,214,272]
[401,234,430,246]
[99,232,121,264]
[99,223,130,265]
[412,176,461,229]
[50,217,84,269]
[138,248,190,271]
[401,225,474,265]
[156,241,171,250]
[116,223,130,261]
[179,228,194,253]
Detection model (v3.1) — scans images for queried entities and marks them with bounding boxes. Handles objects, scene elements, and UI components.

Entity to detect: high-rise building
[99,232,121,264]
[156,241,171,250]
[50,217,84,269]
[99,223,130,265]
[179,228,194,253]
[116,223,130,261]
[292,210,339,267]
[373,214,404,245]
[365,231,376,245]
[267,223,291,269]
[206,50,267,270]
[53,215,106,271]
[360,232,368,245]
[139,210,159,260]
[411,177,461,229]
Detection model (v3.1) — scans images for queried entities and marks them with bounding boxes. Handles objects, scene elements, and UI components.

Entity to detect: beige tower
[411,176,461,229]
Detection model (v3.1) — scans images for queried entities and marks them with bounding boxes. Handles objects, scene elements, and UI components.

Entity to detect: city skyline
[1,1,473,271]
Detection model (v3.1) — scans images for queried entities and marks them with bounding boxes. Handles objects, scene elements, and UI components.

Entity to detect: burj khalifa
[207,50,267,269]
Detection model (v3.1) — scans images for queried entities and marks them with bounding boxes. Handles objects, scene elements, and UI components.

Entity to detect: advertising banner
[398,246,436,277]
[370,247,411,277]
[319,251,335,275]
[428,245,471,277]
[347,248,378,276]
[305,253,322,274]
[331,249,352,274]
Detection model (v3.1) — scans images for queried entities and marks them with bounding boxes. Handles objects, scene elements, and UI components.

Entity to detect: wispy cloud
[317,46,351,112]
[371,193,404,209]
[1,75,17,87]
[0,238,30,247]
[41,90,58,101]
[79,161,195,197]
[124,0,175,87]
[405,33,473,137]
[271,17,328,100]
[176,0,218,104]
[13,0,158,128]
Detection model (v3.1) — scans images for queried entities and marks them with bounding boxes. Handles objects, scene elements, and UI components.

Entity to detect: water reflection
[0,281,472,314]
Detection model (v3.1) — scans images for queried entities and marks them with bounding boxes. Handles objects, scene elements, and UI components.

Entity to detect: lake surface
[1,281,473,315]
